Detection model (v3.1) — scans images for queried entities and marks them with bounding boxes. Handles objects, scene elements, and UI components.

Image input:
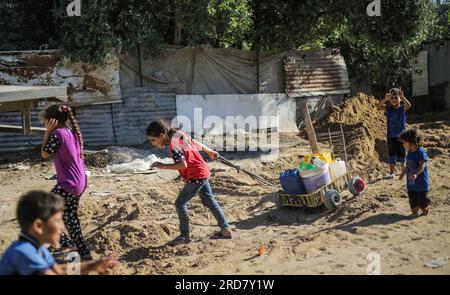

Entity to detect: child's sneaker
[168,235,191,246]
[210,228,232,240]
[386,172,395,179]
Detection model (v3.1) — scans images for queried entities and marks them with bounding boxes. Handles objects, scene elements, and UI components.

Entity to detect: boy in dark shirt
[377,87,412,178]
[399,129,431,217]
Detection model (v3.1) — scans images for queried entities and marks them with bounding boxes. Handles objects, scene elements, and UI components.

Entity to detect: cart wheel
[324,189,342,210]
[274,193,283,209]
[348,176,367,196]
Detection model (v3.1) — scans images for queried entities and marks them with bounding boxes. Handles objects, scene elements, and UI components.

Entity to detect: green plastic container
[299,162,317,171]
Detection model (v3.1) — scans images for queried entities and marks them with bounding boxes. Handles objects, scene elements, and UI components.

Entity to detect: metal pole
[137,43,143,87]
[328,127,334,159]
[340,124,348,164]
[256,48,260,93]
[254,0,260,94]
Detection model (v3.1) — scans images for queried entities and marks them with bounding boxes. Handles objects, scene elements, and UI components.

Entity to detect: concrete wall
[175,94,299,134]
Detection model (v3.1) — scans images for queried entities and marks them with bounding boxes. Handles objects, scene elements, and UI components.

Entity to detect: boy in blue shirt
[377,87,412,178]
[399,129,431,217]
[0,191,118,275]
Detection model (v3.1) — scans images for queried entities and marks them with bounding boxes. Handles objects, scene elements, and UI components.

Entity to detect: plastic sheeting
[104,146,173,174]
[120,47,286,94]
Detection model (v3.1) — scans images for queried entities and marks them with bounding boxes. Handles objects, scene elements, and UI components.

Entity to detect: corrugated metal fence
[0,88,176,152]
[424,40,450,87]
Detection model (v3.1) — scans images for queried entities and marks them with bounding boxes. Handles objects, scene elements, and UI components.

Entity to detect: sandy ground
[0,95,449,275]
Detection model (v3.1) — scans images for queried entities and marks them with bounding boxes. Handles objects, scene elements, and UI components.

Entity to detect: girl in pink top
[40,104,91,260]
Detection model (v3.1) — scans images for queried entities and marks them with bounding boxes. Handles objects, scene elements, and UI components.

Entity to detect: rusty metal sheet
[285,49,350,97]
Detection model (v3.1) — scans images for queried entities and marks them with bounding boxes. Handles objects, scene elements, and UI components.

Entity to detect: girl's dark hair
[145,120,178,138]
[17,190,64,231]
[41,104,84,159]
[400,129,422,147]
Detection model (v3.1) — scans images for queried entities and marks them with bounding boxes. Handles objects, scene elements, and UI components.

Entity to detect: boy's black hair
[16,191,64,231]
[390,88,400,95]
[400,129,422,147]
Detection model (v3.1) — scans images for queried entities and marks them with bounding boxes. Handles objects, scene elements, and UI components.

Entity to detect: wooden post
[300,99,319,154]
[21,104,31,136]
[137,43,143,87]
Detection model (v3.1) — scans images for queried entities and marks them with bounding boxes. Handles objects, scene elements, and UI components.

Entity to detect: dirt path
[0,95,449,275]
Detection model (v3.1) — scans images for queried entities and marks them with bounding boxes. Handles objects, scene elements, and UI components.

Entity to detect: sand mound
[315,93,387,180]
[86,201,173,257]
[314,93,450,180]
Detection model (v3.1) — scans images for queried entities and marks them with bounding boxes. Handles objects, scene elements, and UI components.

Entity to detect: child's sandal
[210,229,232,240]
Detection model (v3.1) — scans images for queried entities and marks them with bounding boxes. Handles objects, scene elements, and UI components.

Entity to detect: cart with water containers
[275,123,367,211]
[275,171,366,210]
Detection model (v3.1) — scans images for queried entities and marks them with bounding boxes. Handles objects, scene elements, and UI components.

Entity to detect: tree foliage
[0,1,56,50]
[0,0,448,89]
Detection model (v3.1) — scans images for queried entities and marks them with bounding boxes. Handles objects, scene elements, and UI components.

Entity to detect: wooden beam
[0,124,46,134]
[0,100,38,113]
[300,99,319,154]
[0,86,67,103]
[21,103,32,135]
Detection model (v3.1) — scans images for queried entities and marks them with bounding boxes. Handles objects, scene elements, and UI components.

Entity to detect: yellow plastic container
[303,152,333,164]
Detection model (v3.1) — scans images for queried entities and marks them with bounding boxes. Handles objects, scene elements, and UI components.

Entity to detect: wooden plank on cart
[299,99,319,154]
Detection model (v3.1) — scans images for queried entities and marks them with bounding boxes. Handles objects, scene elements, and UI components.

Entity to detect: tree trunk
[174,10,182,45]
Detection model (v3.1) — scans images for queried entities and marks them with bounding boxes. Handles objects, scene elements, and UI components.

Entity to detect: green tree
[52,0,253,63]
[251,0,443,91]
[0,0,447,91]
[0,0,57,50]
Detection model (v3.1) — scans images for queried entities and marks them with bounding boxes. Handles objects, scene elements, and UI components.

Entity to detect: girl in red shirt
[146,120,231,246]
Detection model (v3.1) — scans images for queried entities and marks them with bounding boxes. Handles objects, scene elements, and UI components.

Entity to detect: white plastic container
[329,159,347,180]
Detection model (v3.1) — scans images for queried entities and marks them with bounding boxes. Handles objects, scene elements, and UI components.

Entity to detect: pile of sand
[315,93,450,181]
[315,93,388,180]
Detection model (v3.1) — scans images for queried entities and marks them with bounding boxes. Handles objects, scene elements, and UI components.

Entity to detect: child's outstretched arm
[151,161,187,170]
[378,92,391,110]
[43,257,118,275]
[398,88,412,111]
[191,139,218,160]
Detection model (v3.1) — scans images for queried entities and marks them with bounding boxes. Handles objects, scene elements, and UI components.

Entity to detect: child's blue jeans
[175,179,229,237]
